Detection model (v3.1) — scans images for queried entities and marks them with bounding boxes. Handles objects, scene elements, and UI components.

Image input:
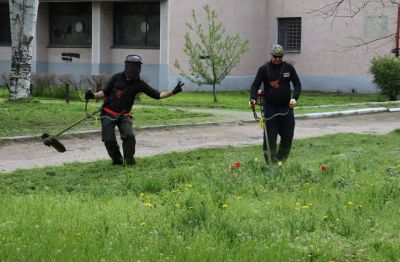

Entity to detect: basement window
[278,17,302,52]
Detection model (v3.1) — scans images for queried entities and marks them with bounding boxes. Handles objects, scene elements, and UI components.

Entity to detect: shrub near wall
[370,56,400,101]
[31,73,81,100]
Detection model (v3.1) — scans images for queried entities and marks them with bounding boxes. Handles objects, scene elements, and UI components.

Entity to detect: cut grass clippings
[1,130,400,260]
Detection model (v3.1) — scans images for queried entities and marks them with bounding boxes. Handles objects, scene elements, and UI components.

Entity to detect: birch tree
[8,0,39,100]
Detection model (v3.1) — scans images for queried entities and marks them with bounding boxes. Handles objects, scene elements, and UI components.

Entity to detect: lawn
[0,90,396,138]
[138,90,389,110]
[1,130,399,260]
[0,99,213,137]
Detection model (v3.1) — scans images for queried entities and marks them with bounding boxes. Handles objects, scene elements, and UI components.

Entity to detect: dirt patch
[1,112,399,173]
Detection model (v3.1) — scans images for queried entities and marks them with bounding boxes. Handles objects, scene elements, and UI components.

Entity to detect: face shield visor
[124,55,142,80]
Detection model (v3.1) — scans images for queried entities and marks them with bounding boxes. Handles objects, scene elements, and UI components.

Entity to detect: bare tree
[8,0,39,100]
[307,0,399,53]
[81,74,108,92]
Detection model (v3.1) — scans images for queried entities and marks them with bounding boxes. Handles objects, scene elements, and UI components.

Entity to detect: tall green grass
[1,131,399,260]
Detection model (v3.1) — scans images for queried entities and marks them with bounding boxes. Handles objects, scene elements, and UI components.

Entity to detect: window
[278,18,301,52]
[0,4,11,46]
[114,3,160,48]
[49,3,91,47]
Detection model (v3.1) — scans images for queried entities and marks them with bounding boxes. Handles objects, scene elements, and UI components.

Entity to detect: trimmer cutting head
[41,133,66,153]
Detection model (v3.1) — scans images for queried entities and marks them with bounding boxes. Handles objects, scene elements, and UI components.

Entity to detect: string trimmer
[252,90,289,166]
[41,100,101,152]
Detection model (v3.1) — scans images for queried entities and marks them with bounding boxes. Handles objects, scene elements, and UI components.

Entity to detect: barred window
[49,3,92,47]
[0,3,11,46]
[278,18,301,52]
[114,3,160,48]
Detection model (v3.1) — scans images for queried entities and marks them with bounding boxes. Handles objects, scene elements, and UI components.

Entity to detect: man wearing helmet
[85,55,184,166]
[249,44,301,164]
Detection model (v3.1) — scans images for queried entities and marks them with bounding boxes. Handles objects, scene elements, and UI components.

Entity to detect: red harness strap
[102,107,131,117]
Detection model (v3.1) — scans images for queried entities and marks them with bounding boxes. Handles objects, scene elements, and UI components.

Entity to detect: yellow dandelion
[278,161,283,167]
[323,215,329,220]
[185,183,192,189]
[346,201,353,206]
[139,192,145,197]
[144,202,153,208]
[140,222,145,226]
[222,204,228,208]
[172,189,180,193]
[296,202,301,207]
[175,203,181,208]
[302,205,310,209]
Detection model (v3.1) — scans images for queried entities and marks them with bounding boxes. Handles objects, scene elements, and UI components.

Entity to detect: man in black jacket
[85,54,184,166]
[249,44,301,164]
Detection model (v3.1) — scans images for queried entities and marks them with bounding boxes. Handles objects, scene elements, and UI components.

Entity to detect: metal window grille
[278,18,301,52]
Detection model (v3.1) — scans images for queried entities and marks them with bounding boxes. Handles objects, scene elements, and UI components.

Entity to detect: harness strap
[102,107,131,117]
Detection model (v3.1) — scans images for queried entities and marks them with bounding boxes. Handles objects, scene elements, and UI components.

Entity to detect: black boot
[122,136,136,166]
[104,141,123,165]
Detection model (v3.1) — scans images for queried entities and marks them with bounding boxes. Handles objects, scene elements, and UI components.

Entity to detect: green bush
[370,56,400,101]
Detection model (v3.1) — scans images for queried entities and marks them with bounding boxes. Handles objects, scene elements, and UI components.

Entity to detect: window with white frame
[278,17,301,52]
[0,4,11,46]
[49,3,92,47]
[113,3,160,48]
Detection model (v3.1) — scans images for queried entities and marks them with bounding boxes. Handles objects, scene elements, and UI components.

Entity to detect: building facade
[0,0,397,92]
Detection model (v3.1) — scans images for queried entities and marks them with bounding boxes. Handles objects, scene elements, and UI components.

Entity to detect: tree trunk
[212,83,217,102]
[8,0,39,100]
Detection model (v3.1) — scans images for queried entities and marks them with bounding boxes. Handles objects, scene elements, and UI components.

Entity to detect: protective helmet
[125,54,143,64]
[271,44,284,56]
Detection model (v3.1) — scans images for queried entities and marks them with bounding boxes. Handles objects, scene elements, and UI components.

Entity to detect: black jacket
[250,61,301,107]
[102,72,160,113]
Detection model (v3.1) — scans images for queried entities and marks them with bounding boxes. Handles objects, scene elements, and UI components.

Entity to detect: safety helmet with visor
[124,55,142,80]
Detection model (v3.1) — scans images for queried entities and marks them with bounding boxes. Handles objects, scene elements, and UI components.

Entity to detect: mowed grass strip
[1,130,399,261]
[0,100,213,137]
[0,90,394,138]
[138,91,389,110]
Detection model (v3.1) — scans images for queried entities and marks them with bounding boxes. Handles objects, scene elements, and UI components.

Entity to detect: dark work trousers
[101,111,136,165]
[263,104,295,164]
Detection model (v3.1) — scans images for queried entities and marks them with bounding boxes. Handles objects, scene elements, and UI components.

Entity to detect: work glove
[85,90,95,101]
[248,99,256,109]
[172,81,184,95]
[289,98,297,108]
